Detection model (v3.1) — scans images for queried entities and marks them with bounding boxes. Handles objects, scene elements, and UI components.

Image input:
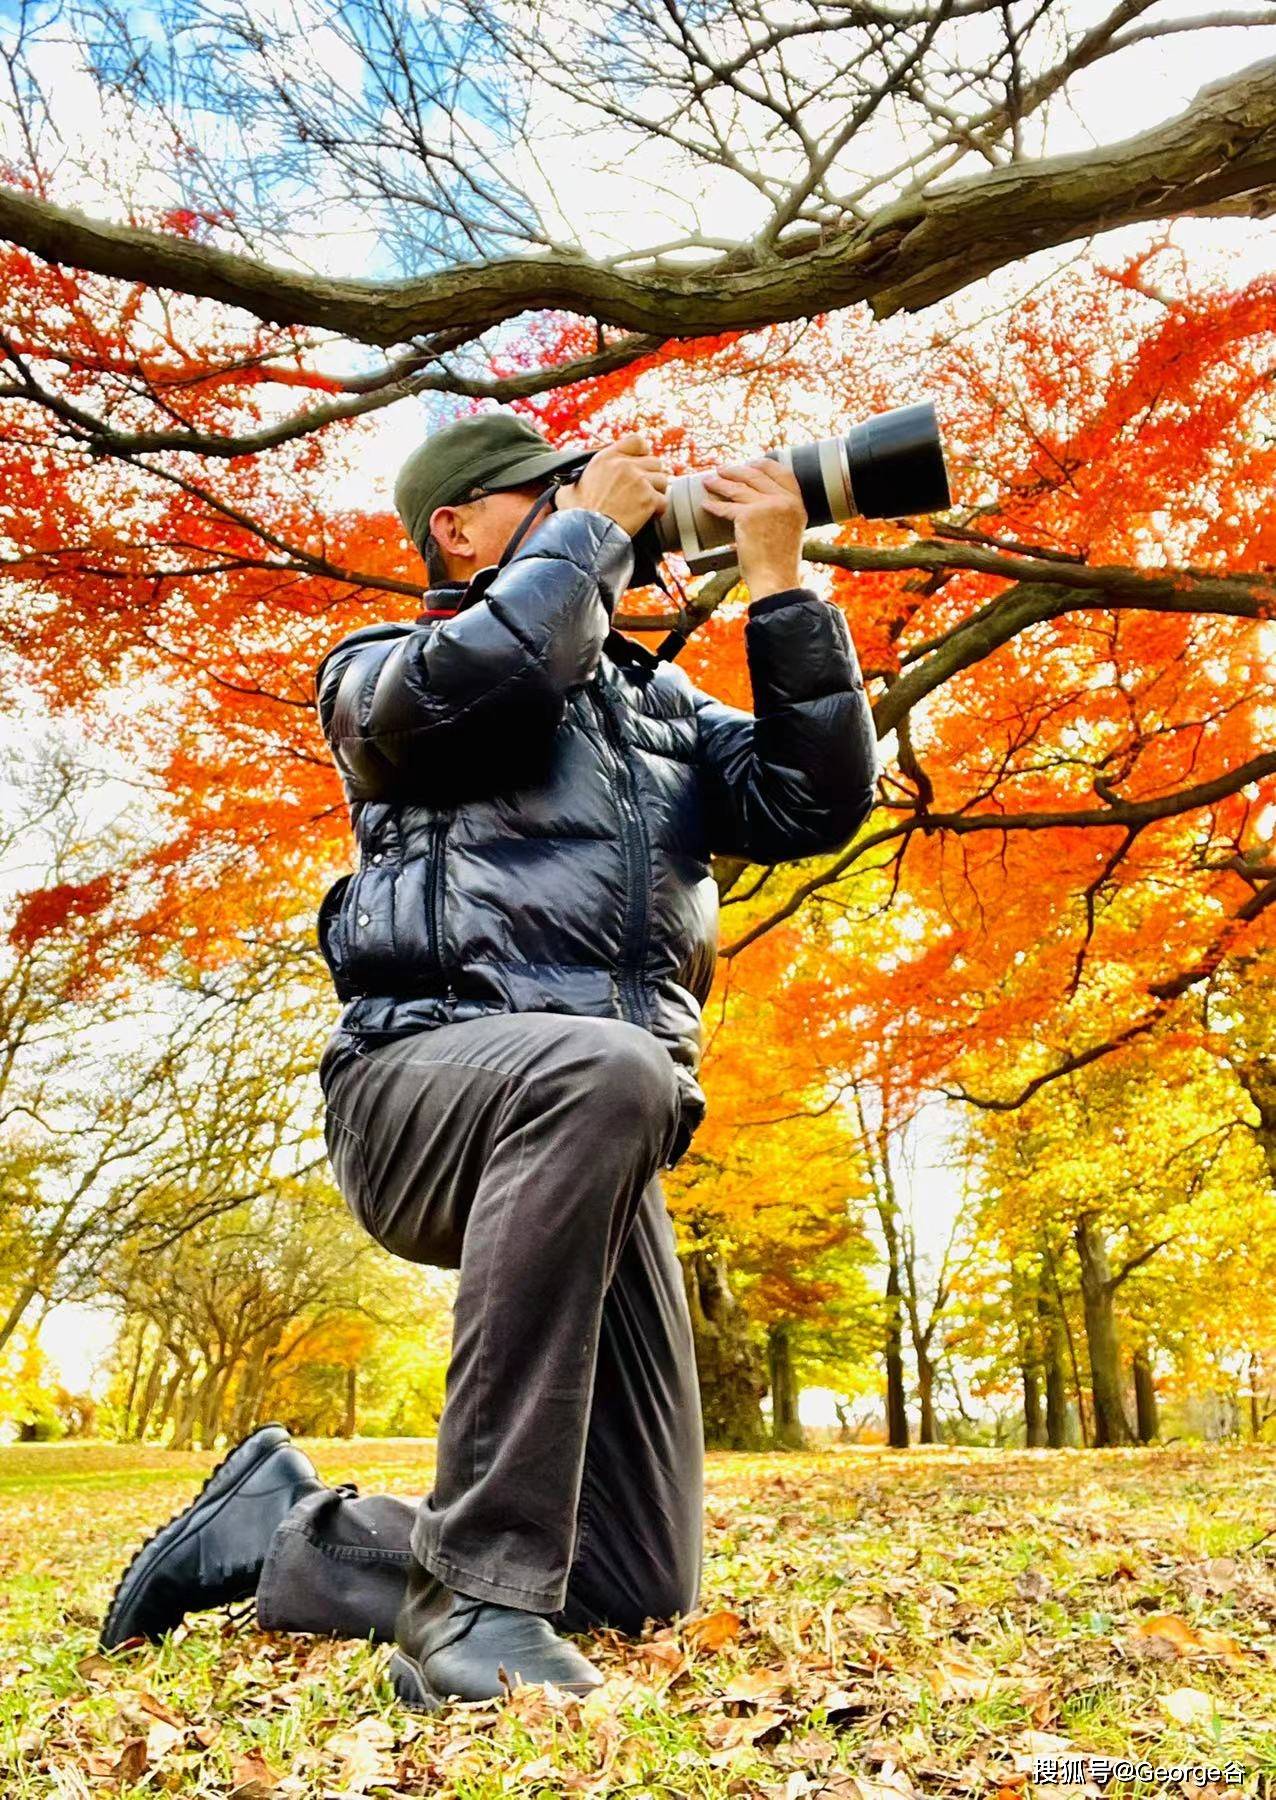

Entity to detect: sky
[3,0,1275,1405]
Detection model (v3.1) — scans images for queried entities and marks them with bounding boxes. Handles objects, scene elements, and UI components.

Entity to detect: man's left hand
[700,458,807,601]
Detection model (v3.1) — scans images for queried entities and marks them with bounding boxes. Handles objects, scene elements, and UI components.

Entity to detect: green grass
[2,1441,1275,1797]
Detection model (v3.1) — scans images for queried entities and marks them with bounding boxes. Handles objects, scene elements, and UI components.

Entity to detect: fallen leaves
[924,1648,998,1702]
[111,1737,147,1784]
[325,1714,397,1793]
[230,1748,280,1797]
[685,1607,744,1651]
[1128,1613,1250,1669]
[1159,1685,1217,1726]
[4,1441,1273,1800]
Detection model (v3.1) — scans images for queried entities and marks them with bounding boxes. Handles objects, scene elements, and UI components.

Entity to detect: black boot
[389,1559,604,1710]
[100,1425,324,1649]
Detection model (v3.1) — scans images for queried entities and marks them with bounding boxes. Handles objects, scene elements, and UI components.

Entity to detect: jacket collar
[415,580,470,623]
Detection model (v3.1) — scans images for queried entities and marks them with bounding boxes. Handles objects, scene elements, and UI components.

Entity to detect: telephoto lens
[644,400,950,577]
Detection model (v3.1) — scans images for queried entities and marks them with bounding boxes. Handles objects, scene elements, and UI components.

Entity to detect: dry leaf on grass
[818,1686,879,1723]
[112,1738,148,1783]
[1015,1570,1052,1602]
[1129,1614,1248,1669]
[719,1666,790,1703]
[1160,1686,1216,1726]
[633,1638,687,1675]
[821,1770,919,1800]
[327,1715,397,1793]
[685,1608,744,1650]
[231,1747,281,1797]
[144,1719,184,1764]
[135,1692,186,1728]
[703,1706,788,1749]
[844,1602,896,1633]
[925,1648,996,1701]
[786,1729,837,1766]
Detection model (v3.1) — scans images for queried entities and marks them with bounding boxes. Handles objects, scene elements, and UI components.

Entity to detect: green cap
[394,412,587,554]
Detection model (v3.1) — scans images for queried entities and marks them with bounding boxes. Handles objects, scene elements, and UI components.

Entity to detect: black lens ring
[789,441,832,526]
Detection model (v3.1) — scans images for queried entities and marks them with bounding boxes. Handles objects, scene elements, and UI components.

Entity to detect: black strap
[498,482,565,568]
[469,476,698,664]
[654,559,694,663]
[459,479,569,611]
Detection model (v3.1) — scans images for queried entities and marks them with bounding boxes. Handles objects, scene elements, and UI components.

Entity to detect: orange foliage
[1,237,1273,1127]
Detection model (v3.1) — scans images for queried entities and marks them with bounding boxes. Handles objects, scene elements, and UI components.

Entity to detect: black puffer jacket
[314,507,877,1164]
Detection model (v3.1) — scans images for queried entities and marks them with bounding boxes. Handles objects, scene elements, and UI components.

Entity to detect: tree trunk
[153,1349,191,1444]
[169,1383,201,1451]
[1233,1060,1276,1190]
[883,1250,909,1448]
[916,1353,938,1444]
[682,1248,768,1450]
[1015,1275,1044,1447]
[199,1368,223,1448]
[767,1321,804,1449]
[228,1337,270,1442]
[1022,1359,1045,1447]
[1074,1216,1134,1446]
[342,1364,358,1439]
[833,1399,857,1443]
[1039,1294,1070,1448]
[131,1337,166,1443]
[1132,1346,1159,1443]
[120,1321,148,1440]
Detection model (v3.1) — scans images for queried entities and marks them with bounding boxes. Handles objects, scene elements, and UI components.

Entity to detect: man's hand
[701,458,807,600]
[554,433,669,539]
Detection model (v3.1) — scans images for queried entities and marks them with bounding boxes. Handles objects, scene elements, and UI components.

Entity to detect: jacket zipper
[591,687,651,1025]
[427,816,454,1000]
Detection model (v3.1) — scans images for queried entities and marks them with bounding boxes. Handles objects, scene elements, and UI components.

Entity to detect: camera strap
[653,559,693,664]
[460,477,570,609]
[464,474,695,665]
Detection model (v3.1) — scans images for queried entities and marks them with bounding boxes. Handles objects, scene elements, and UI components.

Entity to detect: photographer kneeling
[99,412,879,1710]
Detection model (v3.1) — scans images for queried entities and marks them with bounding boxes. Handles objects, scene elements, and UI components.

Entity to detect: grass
[1,1440,1274,1797]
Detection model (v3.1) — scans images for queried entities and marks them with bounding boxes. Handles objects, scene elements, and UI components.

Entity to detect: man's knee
[569,1021,679,1141]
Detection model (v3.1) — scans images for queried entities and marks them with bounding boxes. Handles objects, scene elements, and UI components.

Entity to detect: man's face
[428,483,549,579]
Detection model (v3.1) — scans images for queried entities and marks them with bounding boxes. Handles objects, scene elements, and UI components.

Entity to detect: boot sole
[387,1648,603,1712]
[99,1425,290,1649]
[388,1649,447,1713]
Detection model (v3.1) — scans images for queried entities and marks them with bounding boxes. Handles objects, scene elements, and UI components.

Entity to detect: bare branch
[0,58,1272,345]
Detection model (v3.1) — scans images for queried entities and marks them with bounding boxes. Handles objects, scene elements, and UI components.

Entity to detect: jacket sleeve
[691,588,878,863]
[315,509,634,800]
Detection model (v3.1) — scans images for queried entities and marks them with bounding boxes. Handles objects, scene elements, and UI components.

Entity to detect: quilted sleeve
[691,589,878,863]
[315,508,634,800]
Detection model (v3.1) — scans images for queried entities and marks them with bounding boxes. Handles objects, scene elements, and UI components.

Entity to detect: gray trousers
[257,1012,704,1642]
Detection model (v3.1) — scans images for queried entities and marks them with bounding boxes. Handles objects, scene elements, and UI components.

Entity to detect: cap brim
[483,444,591,491]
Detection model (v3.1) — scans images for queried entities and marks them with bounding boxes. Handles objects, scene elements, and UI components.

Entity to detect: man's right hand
[554,434,669,539]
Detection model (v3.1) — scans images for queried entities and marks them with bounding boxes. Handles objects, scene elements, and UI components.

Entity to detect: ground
[1,1441,1273,1798]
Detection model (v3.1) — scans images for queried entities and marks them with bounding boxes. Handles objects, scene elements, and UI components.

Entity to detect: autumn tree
[668,922,877,1448]
[1,3,1275,1447]
[104,1175,379,1449]
[962,1035,1270,1445]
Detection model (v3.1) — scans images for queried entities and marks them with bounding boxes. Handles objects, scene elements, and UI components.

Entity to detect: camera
[638,400,950,579]
[547,402,949,583]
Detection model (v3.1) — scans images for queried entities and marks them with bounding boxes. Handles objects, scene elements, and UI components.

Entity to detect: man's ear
[428,504,470,560]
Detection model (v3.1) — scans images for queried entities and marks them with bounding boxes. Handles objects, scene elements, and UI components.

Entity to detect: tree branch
[1,58,1273,344]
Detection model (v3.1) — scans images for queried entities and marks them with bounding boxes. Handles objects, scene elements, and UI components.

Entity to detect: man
[98,412,878,1710]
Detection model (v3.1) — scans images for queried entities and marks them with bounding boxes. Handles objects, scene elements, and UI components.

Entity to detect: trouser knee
[565,1022,680,1155]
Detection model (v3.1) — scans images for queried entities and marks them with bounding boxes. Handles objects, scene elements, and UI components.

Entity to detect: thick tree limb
[0,58,1272,345]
